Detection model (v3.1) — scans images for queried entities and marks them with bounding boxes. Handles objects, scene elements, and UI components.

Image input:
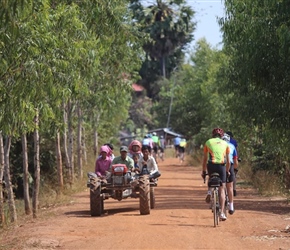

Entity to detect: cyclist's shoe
[205,194,211,203]
[233,190,237,196]
[229,209,235,215]
[220,213,227,221]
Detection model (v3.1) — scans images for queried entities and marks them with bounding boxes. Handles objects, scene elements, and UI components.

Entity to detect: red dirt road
[1,157,290,250]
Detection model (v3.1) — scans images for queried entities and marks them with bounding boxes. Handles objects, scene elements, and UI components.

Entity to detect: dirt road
[1,157,290,250]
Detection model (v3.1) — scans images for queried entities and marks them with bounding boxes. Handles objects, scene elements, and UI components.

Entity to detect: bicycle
[204,172,223,227]
[157,148,164,161]
[233,158,241,196]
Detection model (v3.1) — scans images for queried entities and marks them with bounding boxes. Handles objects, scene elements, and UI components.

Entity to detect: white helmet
[222,133,230,142]
[152,132,156,136]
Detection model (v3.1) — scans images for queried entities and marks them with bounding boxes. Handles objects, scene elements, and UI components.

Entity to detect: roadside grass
[164,147,175,158]
[187,150,288,198]
[0,156,95,232]
[187,150,203,168]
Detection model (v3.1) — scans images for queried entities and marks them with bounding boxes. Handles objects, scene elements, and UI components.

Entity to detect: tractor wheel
[139,175,150,215]
[90,182,103,216]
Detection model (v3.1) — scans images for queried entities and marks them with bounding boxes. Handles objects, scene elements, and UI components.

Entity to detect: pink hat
[100,145,109,154]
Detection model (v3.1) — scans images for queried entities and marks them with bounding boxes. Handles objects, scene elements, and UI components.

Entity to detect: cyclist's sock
[229,202,234,210]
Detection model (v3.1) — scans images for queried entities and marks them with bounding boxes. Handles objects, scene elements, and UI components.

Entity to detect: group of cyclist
[202,127,239,221]
[94,133,163,183]
[142,132,165,162]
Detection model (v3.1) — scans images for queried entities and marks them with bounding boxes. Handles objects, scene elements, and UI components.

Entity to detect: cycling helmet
[226,131,233,138]
[222,133,230,142]
[212,127,224,137]
[160,135,163,139]
[152,132,157,136]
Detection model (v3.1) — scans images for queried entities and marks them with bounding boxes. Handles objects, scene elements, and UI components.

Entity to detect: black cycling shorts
[178,146,185,153]
[207,163,226,183]
[227,164,235,183]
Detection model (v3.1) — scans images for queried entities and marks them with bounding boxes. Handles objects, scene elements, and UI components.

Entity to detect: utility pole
[166,67,178,129]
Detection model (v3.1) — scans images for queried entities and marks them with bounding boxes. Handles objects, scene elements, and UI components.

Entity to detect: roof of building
[148,128,183,138]
[132,83,144,92]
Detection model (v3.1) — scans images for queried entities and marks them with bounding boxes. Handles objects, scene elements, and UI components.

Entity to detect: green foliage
[154,39,230,144]
[220,0,290,131]
[129,0,195,99]
[215,0,290,191]
[0,0,143,203]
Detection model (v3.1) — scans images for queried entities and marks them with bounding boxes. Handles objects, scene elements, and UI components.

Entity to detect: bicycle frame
[204,172,224,227]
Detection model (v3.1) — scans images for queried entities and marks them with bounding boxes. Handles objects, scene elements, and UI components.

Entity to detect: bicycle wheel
[213,189,218,227]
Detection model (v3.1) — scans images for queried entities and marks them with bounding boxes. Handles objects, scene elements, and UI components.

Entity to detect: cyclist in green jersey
[201,128,230,221]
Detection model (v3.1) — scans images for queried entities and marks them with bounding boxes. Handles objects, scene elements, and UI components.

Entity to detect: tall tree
[22,133,31,215]
[130,0,195,99]
[218,0,290,183]
[0,132,5,226]
[220,0,290,132]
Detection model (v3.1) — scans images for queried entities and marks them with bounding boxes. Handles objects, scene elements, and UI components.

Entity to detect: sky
[187,0,225,48]
[140,0,225,49]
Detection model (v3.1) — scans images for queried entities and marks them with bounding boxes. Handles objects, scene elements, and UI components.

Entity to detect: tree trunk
[77,104,83,179]
[22,133,31,215]
[93,113,100,156]
[32,110,40,218]
[56,130,64,190]
[82,126,87,165]
[0,132,5,226]
[3,135,17,224]
[62,101,71,180]
[67,99,74,184]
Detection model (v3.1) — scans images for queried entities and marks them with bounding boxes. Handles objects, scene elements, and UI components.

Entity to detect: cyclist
[222,133,239,215]
[173,136,181,158]
[158,135,165,161]
[142,135,150,146]
[226,131,239,196]
[151,132,159,161]
[179,138,187,163]
[201,128,230,221]
[226,131,238,149]
[147,133,154,154]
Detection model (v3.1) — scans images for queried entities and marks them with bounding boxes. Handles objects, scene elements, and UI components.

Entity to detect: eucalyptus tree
[0,0,142,220]
[220,0,290,134]
[130,0,195,99]
[0,0,42,224]
[0,133,4,226]
[219,0,290,177]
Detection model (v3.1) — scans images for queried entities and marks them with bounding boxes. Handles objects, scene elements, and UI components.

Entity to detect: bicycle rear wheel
[213,189,219,227]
